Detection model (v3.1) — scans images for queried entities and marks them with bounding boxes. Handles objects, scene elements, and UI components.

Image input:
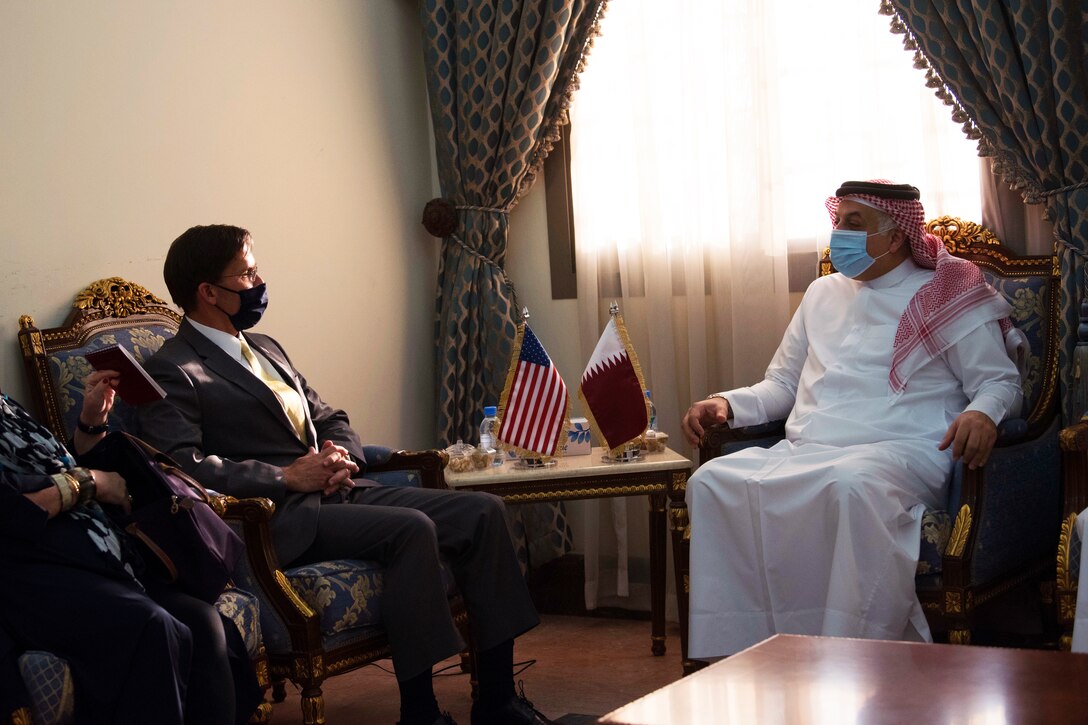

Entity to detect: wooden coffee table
[444,446,692,656]
[600,634,1088,724]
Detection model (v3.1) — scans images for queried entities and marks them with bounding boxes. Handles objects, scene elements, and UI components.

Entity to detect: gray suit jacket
[139,318,369,564]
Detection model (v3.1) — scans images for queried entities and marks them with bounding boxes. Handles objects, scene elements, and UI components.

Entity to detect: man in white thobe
[681,180,1023,659]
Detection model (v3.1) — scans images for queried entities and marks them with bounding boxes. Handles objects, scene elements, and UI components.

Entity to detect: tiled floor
[271,614,684,724]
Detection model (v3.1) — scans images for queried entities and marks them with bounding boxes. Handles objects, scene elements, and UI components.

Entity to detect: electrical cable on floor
[512,659,536,677]
[358,657,539,679]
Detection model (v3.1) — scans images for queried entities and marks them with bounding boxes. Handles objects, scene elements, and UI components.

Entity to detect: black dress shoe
[470,693,554,725]
[396,711,458,725]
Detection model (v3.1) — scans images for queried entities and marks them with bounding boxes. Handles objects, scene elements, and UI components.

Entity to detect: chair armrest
[944,416,1061,588]
[1061,419,1088,517]
[996,417,1029,441]
[699,420,786,466]
[366,449,450,490]
[214,496,285,597]
[214,495,330,656]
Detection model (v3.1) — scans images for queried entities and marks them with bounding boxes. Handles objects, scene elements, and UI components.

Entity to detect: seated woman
[0,370,260,725]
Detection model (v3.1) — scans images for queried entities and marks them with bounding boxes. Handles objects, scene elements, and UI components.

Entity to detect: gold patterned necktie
[239,337,308,441]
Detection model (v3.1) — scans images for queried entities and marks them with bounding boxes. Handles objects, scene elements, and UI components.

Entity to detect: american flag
[497,324,570,457]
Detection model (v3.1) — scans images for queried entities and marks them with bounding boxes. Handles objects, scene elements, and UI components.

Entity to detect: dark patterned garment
[0,395,139,581]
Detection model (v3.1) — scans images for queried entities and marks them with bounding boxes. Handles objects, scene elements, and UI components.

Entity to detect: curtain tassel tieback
[448,234,520,313]
[1039,180,1088,197]
[421,198,510,238]
[454,203,511,215]
[1022,179,1088,205]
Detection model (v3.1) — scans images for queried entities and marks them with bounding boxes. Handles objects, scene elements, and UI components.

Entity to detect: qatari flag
[579,315,648,453]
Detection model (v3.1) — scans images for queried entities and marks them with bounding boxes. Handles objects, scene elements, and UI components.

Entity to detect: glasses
[220,266,259,284]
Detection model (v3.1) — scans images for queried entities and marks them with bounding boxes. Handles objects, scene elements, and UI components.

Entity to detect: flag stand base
[602,442,643,464]
[514,457,558,469]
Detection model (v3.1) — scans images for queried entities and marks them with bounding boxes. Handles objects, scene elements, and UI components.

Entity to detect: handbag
[80,432,244,603]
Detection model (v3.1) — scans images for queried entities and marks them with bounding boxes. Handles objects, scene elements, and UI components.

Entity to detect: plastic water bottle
[478,405,503,467]
[645,390,658,433]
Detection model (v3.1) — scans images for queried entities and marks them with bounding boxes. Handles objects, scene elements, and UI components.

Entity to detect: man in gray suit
[139,225,549,725]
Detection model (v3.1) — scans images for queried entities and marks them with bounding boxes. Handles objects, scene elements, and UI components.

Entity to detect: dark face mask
[212,282,268,331]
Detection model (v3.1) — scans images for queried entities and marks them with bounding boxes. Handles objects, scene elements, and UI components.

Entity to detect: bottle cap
[484,405,498,417]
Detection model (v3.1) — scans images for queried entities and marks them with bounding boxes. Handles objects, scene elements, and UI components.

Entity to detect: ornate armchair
[16,278,470,725]
[1054,303,1088,650]
[670,217,1061,672]
[1057,421,1087,650]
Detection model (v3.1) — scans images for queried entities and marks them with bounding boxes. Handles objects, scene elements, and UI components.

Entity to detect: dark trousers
[292,485,539,680]
[0,560,257,725]
[0,562,191,725]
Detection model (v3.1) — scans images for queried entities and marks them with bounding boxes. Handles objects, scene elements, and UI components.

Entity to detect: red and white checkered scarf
[825,182,1012,393]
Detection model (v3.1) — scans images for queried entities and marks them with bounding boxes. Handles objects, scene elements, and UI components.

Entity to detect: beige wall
[0,1,440,449]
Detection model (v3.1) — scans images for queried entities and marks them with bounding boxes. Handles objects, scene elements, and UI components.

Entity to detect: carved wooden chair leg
[1037,578,1060,646]
[459,647,473,674]
[948,627,971,645]
[300,687,325,725]
[248,701,273,723]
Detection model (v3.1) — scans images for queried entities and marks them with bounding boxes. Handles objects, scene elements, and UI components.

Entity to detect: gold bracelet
[52,473,77,511]
[62,473,82,509]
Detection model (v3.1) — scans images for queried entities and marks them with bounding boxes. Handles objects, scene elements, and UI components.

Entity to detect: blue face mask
[212,282,268,330]
[828,227,894,278]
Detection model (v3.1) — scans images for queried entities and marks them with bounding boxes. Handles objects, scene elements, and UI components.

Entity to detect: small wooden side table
[444,446,692,656]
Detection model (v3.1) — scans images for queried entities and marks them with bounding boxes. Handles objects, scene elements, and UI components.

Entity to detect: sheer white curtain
[570,0,983,612]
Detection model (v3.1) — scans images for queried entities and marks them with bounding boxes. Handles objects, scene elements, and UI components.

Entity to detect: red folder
[84,345,167,405]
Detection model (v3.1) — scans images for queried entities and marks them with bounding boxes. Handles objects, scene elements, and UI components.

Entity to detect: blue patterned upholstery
[215,587,266,659]
[966,417,1062,587]
[15,587,262,725]
[45,325,173,440]
[277,561,458,645]
[16,652,73,725]
[18,278,184,448]
[985,271,1048,417]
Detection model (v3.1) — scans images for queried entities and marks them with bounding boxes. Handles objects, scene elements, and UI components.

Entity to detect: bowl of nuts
[640,430,669,454]
[445,440,499,472]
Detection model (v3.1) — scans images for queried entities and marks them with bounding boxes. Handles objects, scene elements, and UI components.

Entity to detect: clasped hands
[285,440,359,496]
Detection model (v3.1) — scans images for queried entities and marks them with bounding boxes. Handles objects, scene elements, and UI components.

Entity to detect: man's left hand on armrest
[938,410,998,470]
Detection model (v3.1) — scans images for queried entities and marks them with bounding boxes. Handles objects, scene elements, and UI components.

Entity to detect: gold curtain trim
[877,0,1056,211]
[515,0,612,202]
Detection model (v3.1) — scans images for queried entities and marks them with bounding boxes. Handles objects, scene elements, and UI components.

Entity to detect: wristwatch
[69,467,97,505]
[706,393,733,420]
[76,417,109,435]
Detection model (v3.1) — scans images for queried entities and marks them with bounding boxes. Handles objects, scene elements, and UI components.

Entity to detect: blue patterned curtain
[882,0,1088,422]
[421,0,607,445]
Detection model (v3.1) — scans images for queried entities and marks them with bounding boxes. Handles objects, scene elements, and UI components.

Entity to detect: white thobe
[687,258,1022,659]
